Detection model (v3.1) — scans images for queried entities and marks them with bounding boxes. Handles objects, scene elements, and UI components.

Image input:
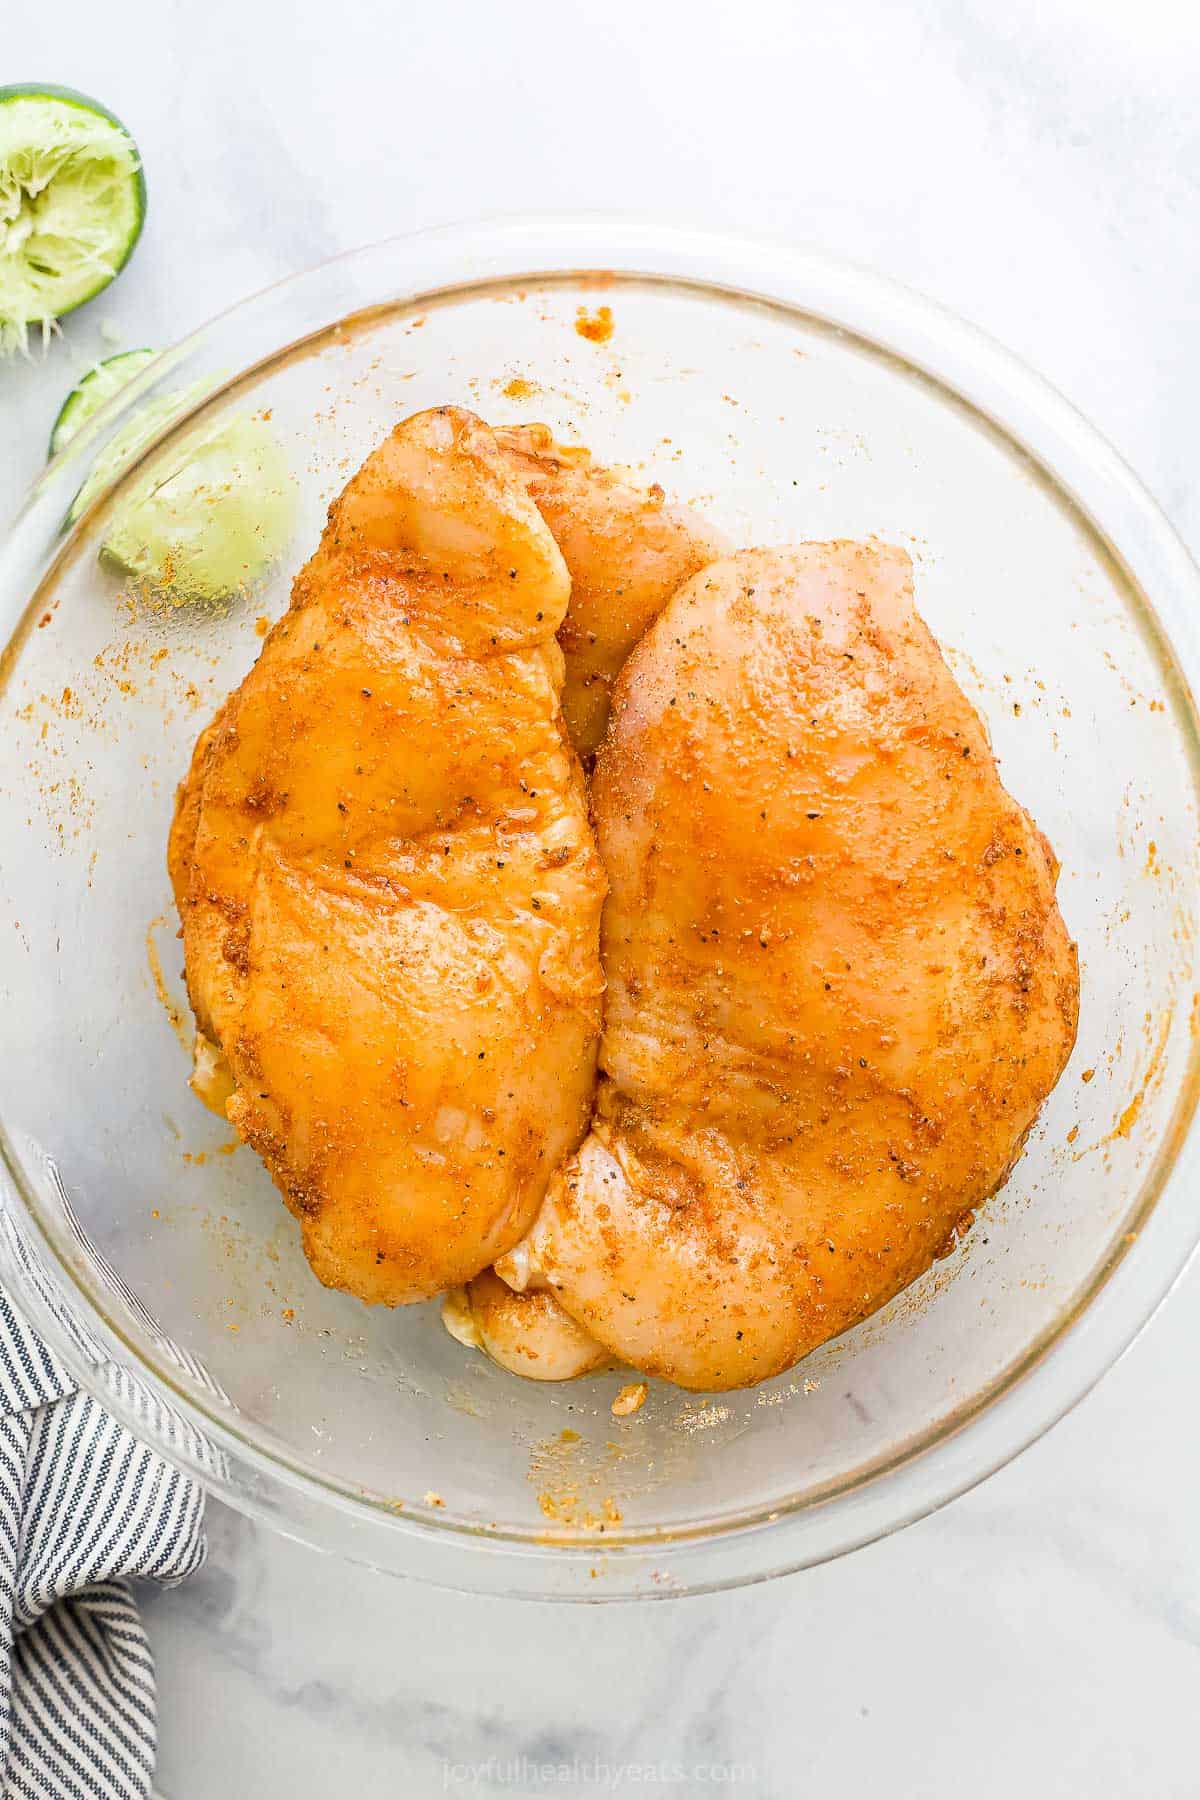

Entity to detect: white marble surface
[5,1,1200,1793]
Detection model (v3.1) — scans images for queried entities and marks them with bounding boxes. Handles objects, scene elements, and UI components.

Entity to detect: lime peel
[49,347,158,457]
[68,375,216,524]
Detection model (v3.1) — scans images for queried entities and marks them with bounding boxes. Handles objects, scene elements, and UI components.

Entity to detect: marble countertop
[5,2,1200,1793]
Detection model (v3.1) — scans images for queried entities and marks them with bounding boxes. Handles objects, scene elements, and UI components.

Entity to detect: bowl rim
[2,212,1200,1600]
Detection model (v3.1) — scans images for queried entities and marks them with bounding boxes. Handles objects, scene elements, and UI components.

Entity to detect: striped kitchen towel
[0,1288,205,1800]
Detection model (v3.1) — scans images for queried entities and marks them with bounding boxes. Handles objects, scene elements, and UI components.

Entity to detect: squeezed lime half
[0,84,145,355]
[101,412,296,603]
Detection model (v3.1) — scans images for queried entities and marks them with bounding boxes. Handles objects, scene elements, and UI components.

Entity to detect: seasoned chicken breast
[494,424,728,760]
[495,543,1079,1389]
[169,407,606,1304]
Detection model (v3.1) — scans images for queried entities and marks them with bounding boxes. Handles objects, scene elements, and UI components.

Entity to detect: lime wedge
[49,346,158,456]
[0,84,145,356]
[101,412,295,603]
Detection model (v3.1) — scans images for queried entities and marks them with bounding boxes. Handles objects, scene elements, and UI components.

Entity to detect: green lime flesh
[101,412,297,603]
[49,347,157,456]
[0,84,146,354]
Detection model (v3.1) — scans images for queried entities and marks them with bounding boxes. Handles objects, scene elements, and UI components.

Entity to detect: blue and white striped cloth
[0,1289,205,1799]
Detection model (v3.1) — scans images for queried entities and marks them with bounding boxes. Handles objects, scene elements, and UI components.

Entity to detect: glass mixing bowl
[1,219,1198,1600]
